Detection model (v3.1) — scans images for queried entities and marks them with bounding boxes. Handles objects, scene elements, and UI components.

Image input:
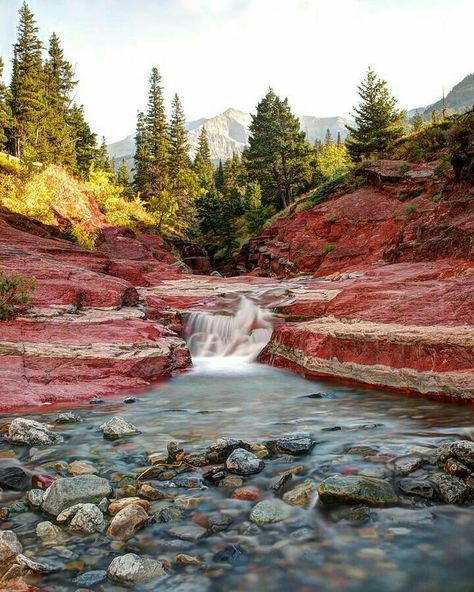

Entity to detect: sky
[1,0,473,143]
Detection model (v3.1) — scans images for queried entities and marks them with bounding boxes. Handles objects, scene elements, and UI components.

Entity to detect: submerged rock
[67,460,98,476]
[266,432,315,455]
[433,473,470,504]
[318,475,398,506]
[54,413,81,424]
[283,480,318,507]
[249,499,292,524]
[226,448,265,475]
[36,521,63,542]
[168,524,207,542]
[107,504,149,540]
[98,416,141,439]
[213,544,249,565]
[42,475,112,516]
[0,467,31,491]
[27,488,44,507]
[7,418,63,447]
[16,553,61,574]
[73,570,107,587]
[207,437,251,462]
[393,456,424,476]
[444,457,470,478]
[107,553,166,586]
[398,478,434,499]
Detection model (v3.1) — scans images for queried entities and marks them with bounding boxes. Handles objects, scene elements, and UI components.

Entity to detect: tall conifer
[9,2,47,159]
[95,136,111,172]
[68,103,97,177]
[133,110,150,194]
[0,58,11,150]
[193,127,214,190]
[168,93,190,185]
[325,128,332,146]
[146,67,169,194]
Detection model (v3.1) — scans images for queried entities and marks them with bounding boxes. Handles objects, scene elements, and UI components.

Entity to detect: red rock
[342,467,359,476]
[32,474,56,490]
[231,486,262,501]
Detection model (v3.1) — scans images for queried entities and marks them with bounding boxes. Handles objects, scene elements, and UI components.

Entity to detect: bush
[322,244,335,255]
[326,213,337,224]
[404,204,417,215]
[310,174,348,205]
[0,272,36,320]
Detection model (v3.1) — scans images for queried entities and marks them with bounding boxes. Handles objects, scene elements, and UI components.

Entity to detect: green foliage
[95,137,111,172]
[0,271,36,320]
[326,213,336,224]
[391,119,452,162]
[404,204,417,215]
[431,191,442,203]
[399,163,410,174]
[0,58,12,150]
[116,159,130,194]
[193,127,214,190]
[244,181,268,234]
[0,152,22,175]
[322,244,335,255]
[310,173,347,204]
[68,104,98,178]
[411,113,424,132]
[168,93,190,184]
[244,88,313,210]
[346,68,405,161]
[316,144,352,180]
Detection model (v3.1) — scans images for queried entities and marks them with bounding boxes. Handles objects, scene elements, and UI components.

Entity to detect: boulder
[226,448,265,475]
[7,418,63,446]
[107,504,149,540]
[98,417,141,440]
[107,553,166,586]
[318,475,398,506]
[433,473,470,504]
[266,432,315,455]
[41,475,112,516]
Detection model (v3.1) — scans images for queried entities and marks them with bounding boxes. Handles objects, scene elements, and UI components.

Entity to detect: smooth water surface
[1,358,473,592]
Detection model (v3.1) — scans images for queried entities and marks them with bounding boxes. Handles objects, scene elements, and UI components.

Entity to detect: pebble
[266,432,315,455]
[207,437,250,462]
[0,466,31,491]
[36,521,63,541]
[283,480,318,507]
[218,475,244,488]
[213,544,249,565]
[27,488,44,507]
[73,570,108,587]
[54,413,81,424]
[175,553,202,566]
[168,524,207,542]
[66,503,105,535]
[67,460,98,476]
[107,553,165,586]
[16,553,61,574]
[172,471,205,488]
[231,486,262,501]
[108,497,150,516]
[138,482,172,500]
[107,503,149,541]
[444,457,470,478]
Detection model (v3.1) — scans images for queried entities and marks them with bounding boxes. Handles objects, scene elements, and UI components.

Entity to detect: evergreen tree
[336,131,342,145]
[0,57,12,150]
[325,128,333,146]
[316,143,352,180]
[116,159,131,194]
[345,68,405,161]
[68,103,97,177]
[133,110,150,194]
[314,138,323,153]
[244,181,266,234]
[168,93,190,184]
[43,32,77,165]
[412,112,424,132]
[214,159,224,192]
[244,88,313,209]
[193,126,214,190]
[431,110,439,124]
[95,136,111,172]
[9,2,48,159]
[146,67,169,195]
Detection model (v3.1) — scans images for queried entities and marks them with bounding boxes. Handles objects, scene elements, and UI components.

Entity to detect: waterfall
[185,293,274,363]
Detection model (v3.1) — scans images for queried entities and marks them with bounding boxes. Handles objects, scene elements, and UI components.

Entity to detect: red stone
[32,473,56,490]
[231,486,262,501]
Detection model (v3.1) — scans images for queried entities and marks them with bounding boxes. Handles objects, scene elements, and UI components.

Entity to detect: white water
[185,292,274,364]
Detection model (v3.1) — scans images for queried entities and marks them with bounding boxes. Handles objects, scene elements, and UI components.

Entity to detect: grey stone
[107,504,149,540]
[7,418,63,446]
[73,570,107,586]
[249,499,292,524]
[393,456,424,476]
[54,412,81,424]
[17,553,61,574]
[266,432,315,455]
[42,475,112,516]
[433,473,470,504]
[0,466,30,491]
[399,478,434,499]
[107,553,165,586]
[0,530,22,562]
[207,437,250,462]
[226,448,265,475]
[168,524,207,542]
[98,416,141,440]
[171,471,205,488]
[318,475,398,506]
[36,521,63,541]
[156,574,211,592]
[68,503,105,534]
[27,488,44,507]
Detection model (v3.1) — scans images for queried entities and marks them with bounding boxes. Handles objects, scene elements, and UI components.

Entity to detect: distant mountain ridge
[108,108,350,173]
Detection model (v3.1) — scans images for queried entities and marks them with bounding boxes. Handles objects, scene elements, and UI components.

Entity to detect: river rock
[398,478,434,499]
[54,413,81,424]
[155,574,211,592]
[107,504,149,540]
[226,448,265,475]
[16,553,61,574]
[27,488,44,507]
[433,473,470,504]
[7,418,63,446]
[231,486,262,501]
[266,432,315,455]
[172,471,205,488]
[444,457,470,478]
[73,570,108,587]
[0,530,22,562]
[207,437,250,462]
[249,499,292,524]
[448,441,474,469]
[98,417,141,439]
[108,497,150,515]
[0,467,31,491]
[36,521,63,541]
[318,475,398,506]
[168,524,207,542]
[42,475,112,515]
[393,456,424,476]
[213,544,249,565]
[67,460,98,476]
[283,480,318,507]
[107,553,166,586]
[68,503,105,534]
[184,451,210,466]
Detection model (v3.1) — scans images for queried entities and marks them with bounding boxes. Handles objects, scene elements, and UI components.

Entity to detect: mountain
[108,108,349,174]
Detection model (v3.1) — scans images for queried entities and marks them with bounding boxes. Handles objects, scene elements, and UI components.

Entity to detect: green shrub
[0,272,36,320]
[326,213,337,224]
[431,192,442,203]
[404,204,417,215]
[399,163,410,174]
[322,244,335,255]
[310,174,348,205]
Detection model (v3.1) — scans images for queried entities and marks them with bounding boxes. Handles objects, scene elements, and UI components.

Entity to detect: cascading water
[185,292,274,364]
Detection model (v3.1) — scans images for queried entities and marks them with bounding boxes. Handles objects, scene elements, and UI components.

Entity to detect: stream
[0,294,473,591]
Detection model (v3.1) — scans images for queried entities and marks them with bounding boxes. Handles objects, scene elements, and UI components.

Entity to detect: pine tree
[244,88,313,209]
[0,57,12,150]
[68,103,97,177]
[336,131,342,146]
[43,32,77,165]
[412,112,424,132]
[133,110,150,194]
[146,67,169,195]
[345,68,405,161]
[325,128,332,146]
[431,110,439,124]
[193,126,214,190]
[9,2,48,160]
[95,136,111,172]
[214,159,224,192]
[168,93,190,185]
[116,159,131,194]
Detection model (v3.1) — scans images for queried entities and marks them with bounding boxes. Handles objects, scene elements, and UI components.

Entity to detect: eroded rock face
[42,475,112,516]
[107,553,166,586]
